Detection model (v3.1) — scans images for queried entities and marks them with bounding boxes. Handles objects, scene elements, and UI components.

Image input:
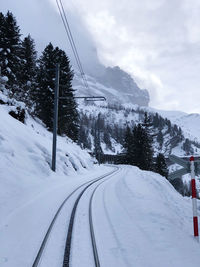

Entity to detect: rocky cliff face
[73,66,150,107]
[97,66,149,106]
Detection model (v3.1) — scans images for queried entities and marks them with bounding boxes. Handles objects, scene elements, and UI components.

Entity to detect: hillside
[0,94,104,222]
[77,102,200,157]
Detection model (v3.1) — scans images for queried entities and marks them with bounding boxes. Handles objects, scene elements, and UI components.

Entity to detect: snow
[0,102,111,266]
[0,104,95,222]
[2,163,199,267]
[93,166,200,267]
[143,106,200,144]
[0,76,8,83]
[1,98,200,266]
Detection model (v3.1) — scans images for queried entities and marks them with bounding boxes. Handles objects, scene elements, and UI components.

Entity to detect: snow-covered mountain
[142,106,200,149]
[73,66,149,107]
[77,102,200,158]
[72,64,200,158]
[158,111,200,143]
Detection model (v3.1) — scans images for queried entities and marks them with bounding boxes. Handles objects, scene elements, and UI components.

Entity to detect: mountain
[73,66,149,107]
[77,102,200,158]
[142,107,200,150]
[158,111,200,143]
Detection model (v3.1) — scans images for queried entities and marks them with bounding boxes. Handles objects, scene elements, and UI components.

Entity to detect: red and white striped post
[190,156,199,242]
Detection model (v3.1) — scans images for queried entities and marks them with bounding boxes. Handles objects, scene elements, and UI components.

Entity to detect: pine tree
[103,131,112,151]
[166,119,172,135]
[157,130,163,148]
[19,34,37,105]
[152,113,160,128]
[94,114,102,159]
[131,124,153,170]
[0,12,6,73]
[0,11,22,96]
[143,112,152,129]
[54,47,79,141]
[154,153,168,178]
[35,43,79,141]
[124,125,133,164]
[35,43,55,130]
[182,138,193,155]
[78,123,91,149]
[0,12,5,54]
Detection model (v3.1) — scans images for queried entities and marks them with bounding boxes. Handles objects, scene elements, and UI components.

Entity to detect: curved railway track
[32,166,120,267]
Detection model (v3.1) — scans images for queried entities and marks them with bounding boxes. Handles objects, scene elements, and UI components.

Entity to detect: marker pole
[190,156,199,242]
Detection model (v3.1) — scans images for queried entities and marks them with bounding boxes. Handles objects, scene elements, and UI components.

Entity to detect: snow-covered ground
[0,164,111,266]
[1,101,200,267]
[1,163,200,266]
[0,103,95,222]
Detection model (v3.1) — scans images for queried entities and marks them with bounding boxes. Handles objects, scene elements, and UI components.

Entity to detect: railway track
[32,166,120,267]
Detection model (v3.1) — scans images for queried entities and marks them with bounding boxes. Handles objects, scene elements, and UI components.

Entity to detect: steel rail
[32,167,118,267]
[88,177,115,267]
[62,166,119,267]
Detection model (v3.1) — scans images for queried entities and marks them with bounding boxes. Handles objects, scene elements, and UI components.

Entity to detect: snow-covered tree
[35,43,79,141]
[154,153,168,178]
[19,34,37,105]
[0,11,22,97]
[157,130,163,148]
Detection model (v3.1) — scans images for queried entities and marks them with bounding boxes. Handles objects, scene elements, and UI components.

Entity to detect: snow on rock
[73,65,149,107]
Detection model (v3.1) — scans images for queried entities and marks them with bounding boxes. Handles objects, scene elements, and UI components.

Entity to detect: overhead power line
[55,0,89,90]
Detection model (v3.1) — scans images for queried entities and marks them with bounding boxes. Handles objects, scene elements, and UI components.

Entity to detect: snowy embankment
[0,103,100,224]
[92,166,200,267]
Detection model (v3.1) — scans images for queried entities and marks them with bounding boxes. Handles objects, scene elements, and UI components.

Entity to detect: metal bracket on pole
[59,95,106,101]
[52,63,60,172]
[51,76,106,172]
[168,155,190,180]
[169,155,189,169]
[168,167,189,180]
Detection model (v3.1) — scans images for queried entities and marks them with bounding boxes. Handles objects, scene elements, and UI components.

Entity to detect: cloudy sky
[1,0,200,113]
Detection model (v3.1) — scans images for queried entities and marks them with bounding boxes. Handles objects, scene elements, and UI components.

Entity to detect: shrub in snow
[9,106,26,123]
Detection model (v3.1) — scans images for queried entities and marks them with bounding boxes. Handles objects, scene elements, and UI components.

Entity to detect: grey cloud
[0,0,102,75]
[2,0,200,113]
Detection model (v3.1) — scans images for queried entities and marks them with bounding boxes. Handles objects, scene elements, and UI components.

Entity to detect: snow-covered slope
[78,102,200,157]
[169,113,200,142]
[95,165,200,267]
[0,101,96,221]
[146,107,200,143]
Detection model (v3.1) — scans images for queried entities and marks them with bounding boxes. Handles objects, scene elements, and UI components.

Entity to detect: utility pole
[51,64,106,172]
[52,63,60,172]
[51,63,106,172]
[97,113,101,165]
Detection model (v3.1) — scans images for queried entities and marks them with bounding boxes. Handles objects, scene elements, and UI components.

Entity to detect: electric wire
[55,0,90,90]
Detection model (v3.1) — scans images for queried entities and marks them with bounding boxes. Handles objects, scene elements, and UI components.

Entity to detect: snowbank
[0,104,95,222]
[93,165,200,267]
